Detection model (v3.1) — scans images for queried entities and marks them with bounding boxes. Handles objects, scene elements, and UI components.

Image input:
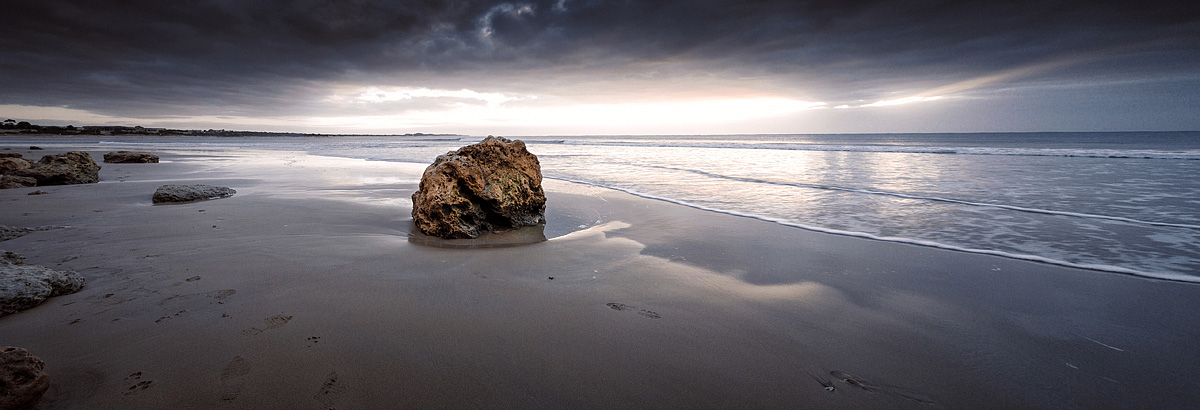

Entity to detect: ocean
[11,131,1200,282]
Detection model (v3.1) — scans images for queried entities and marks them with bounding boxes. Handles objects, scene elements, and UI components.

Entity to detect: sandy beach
[3,144,1200,409]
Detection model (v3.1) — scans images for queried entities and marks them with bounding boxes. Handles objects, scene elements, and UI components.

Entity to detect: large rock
[152,184,236,203]
[104,151,159,163]
[412,136,546,239]
[1,250,85,316]
[9,151,100,186]
[0,175,36,189]
[0,346,50,410]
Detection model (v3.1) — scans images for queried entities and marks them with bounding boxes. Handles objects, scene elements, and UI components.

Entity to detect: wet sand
[2,146,1200,409]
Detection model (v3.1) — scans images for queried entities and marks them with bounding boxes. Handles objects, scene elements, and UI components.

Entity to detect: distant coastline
[0,119,462,137]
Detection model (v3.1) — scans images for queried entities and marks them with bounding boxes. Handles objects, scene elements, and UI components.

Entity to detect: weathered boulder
[412,136,546,239]
[104,151,159,163]
[0,157,32,174]
[0,346,50,410]
[9,151,100,186]
[1,250,85,316]
[0,175,36,189]
[152,184,236,203]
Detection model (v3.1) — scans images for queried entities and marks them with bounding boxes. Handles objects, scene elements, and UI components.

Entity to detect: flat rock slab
[0,225,60,242]
[0,346,50,410]
[1,250,85,316]
[104,151,159,163]
[152,184,236,204]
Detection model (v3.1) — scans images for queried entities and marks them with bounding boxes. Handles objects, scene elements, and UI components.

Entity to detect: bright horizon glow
[343,86,533,106]
[861,95,944,107]
[314,96,828,130]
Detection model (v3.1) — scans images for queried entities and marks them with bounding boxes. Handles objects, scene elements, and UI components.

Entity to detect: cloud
[1,0,1198,132]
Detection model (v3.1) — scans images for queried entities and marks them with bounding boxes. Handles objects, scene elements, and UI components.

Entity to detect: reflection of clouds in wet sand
[546,216,952,403]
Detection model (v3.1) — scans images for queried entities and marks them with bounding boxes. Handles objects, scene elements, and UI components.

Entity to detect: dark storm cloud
[3,0,1198,118]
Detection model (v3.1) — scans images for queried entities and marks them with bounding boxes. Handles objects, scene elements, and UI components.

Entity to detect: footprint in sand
[806,371,836,392]
[155,310,187,323]
[122,372,154,396]
[828,370,935,404]
[219,356,251,401]
[605,302,661,319]
[314,371,347,410]
[242,314,293,336]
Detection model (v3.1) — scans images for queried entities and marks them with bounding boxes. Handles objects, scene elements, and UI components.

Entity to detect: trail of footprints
[216,356,346,408]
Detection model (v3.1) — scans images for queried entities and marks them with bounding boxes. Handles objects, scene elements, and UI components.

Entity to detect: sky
[3,0,1199,135]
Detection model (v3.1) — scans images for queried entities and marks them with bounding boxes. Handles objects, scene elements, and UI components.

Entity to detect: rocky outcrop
[152,184,236,203]
[104,151,159,163]
[411,136,546,239]
[0,347,50,410]
[1,250,85,316]
[7,151,100,187]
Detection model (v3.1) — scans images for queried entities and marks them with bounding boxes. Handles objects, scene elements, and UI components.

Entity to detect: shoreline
[3,145,1200,409]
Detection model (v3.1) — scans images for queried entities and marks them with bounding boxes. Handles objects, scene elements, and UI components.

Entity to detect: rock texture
[0,226,60,242]
[412,136,546,239]
[0,346,50,410]
[152,184,236,203]
[1,250,85,316]
[0,175,36,189]
[7,151,100,187]
[0,157,32,174]
[104,151,159,163]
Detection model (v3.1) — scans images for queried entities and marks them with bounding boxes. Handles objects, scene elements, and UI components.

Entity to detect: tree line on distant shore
[0,119,459,137]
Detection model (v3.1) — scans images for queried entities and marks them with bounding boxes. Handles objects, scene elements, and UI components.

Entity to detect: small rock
[1,250,86,316]
[0,346,50,410]
[2,251,24,265]
[28,146,43,150]
[152,184,236,203]
[26,190,48,196]
[103,151,159,163]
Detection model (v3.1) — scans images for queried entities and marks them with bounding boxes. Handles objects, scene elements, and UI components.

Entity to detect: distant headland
[0,119,462,137]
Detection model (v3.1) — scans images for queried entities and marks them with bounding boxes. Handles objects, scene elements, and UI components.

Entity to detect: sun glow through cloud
[315,96,826,131]
[347,86,532,106]
[862,96,944,107]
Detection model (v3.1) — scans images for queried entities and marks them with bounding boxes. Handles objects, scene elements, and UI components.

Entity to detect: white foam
[547,175,1200,284]
[645,165,1200,230]
[524,140,1200,160]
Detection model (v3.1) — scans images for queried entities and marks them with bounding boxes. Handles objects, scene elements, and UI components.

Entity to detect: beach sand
[2,146,1199,409]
